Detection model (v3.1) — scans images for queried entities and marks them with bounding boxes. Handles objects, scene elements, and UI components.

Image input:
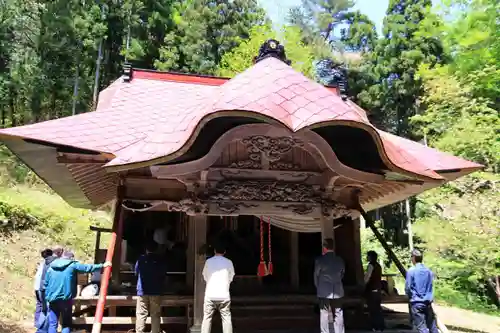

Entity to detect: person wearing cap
[44,250,111,333]
[405,249,438,333]
[33,248,55,332]
[314,238,345,333]
[52,245,64,258]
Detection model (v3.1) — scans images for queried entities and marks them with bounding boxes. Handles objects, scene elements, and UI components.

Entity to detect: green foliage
[217,25,315,78]
[0,145,40,186]
[360,222,411,274]
[0,185,110,256]
[412,65,500,171]
[358,0,446,135]
[413,172,500,313]
[155,0,266,74]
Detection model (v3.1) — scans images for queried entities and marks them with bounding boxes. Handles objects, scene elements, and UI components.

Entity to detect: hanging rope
[267,216,273,275]
[257,216,268,277]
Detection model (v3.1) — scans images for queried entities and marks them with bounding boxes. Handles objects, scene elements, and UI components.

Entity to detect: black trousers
[366,290,385,331]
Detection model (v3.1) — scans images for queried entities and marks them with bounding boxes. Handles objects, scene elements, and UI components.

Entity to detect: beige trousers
[136,295,162,333]
[201,299,232,333]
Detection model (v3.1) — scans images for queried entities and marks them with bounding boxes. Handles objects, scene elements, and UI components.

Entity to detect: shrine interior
[117,210,362,298]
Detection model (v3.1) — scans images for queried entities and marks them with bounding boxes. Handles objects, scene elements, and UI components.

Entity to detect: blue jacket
[44,258,103,302]
[405,263,434,303]
[135,253,167,296]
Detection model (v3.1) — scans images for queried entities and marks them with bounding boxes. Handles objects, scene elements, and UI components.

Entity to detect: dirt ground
[2,304,498,333]
[385,303,500,333]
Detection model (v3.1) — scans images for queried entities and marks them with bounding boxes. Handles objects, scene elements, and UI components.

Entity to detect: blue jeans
[48,300,73,333]
[410,302,439,333]
[34,291,48,333]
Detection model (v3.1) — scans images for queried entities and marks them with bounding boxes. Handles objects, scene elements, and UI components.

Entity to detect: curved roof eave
[0,57,483,200]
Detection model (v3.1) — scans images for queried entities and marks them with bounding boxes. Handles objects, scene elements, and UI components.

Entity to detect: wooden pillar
[352,218,364,286]
[91,185,125,333]
[186,213,195,291]
[320,215,334,246]
[111,207,125,286]
[94,231,101,262]
[190,215,207,333]
[290,231,299,289]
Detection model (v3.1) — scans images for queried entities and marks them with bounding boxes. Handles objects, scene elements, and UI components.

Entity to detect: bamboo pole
[351,192,448,333]
[91,185,125,333]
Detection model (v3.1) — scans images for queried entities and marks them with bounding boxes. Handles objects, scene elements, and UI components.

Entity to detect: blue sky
[259,0,390,34]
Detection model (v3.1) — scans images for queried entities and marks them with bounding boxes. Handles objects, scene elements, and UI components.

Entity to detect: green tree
[155,0,266,74]
[434,0,499,109]
[414,172,500,312]
[412,65,500,172]
[289,0,377,54]
[358,0,446,136]
[120,0,177,69]
[217,25,315,78]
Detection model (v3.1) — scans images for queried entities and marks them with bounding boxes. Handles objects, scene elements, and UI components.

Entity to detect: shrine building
[0,40,482,332]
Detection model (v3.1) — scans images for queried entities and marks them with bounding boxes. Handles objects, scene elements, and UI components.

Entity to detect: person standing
[33,248,55,332]
[314,238,345,333]
[135,242,168,333]
[201,242,235,333]
[44,250,109,333]
[364,251,385,332]
[405,249,438,333]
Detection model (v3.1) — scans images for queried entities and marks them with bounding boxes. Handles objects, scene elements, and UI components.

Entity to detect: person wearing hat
[314,238,345,333]
[44,250,110,333]
[405,249,438,333]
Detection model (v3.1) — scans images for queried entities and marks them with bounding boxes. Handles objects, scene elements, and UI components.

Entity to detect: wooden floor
[72,294,411,333]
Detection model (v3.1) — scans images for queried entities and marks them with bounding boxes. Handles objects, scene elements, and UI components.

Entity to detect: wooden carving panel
[214,136,322,172]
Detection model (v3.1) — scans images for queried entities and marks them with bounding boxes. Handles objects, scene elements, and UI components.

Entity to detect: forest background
[0,0,498,321]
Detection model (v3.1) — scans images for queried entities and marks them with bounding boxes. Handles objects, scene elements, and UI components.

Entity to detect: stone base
[190,324,202,333]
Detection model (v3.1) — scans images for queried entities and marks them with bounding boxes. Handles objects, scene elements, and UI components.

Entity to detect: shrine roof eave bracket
[100,111,445,184]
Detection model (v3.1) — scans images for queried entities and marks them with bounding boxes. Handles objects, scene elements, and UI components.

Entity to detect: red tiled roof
[0,58,482,182]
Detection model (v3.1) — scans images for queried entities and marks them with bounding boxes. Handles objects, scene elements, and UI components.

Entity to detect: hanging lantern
[257,216,268,277]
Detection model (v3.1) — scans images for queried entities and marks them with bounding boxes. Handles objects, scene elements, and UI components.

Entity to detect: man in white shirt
[201,243,235,333]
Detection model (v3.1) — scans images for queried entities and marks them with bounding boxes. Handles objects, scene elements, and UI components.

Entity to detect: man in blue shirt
[135,242,168,333]
[405,249,438,333]
[44,250,110,333]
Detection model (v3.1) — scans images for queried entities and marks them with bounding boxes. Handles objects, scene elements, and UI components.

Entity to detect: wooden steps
[72,294,410,332]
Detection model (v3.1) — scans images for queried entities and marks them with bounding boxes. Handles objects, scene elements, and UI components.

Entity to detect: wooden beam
[57,155,108,165]
[90,226,112,233]
[122,199,357,220]
[75,317,187,325]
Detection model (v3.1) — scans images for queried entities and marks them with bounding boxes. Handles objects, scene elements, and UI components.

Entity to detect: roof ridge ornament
[123,63,133,82]
[332,64,348,101]
[254,39,291,66]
